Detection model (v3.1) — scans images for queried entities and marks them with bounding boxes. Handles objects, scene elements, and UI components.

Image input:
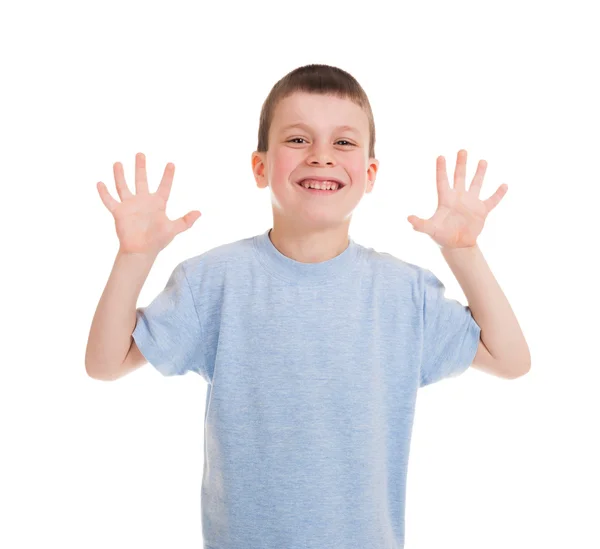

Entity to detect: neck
[268,223,350,263]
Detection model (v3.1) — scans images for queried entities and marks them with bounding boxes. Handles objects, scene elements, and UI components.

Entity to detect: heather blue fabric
[132,227,481,549]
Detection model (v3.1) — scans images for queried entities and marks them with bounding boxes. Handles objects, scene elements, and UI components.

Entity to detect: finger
[97,181,120,213]
[156,162,175,201]
[436,156,451,206]
[407,215,429,234]
[113,161,134,201]
[135,152,149,194]
[453,149,467,193]
[171,210,202,236]
[469,159,487,198]
[483,184,508,212]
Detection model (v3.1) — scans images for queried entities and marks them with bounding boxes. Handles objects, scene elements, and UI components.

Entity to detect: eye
[287,138,354,146]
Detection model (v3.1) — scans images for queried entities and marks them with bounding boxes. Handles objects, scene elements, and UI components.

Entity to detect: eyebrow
[280,122,361,135]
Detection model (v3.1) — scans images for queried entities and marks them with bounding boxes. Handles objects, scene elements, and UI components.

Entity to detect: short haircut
[256,64,376,158]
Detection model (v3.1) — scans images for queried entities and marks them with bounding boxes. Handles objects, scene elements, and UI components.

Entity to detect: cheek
[270,148,365,181]
[345,164,366,183]
[270,154,300,182]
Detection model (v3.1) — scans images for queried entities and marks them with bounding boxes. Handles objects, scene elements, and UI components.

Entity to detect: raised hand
[97,152,201,256]
[407,149,508,249]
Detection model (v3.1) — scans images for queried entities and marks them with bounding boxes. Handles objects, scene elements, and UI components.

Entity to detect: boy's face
[252,92,379,232]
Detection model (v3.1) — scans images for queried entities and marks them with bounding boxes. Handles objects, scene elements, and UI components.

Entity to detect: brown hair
[256,64,376,158]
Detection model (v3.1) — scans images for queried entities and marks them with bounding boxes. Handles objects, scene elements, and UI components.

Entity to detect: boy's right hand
[97,152,201,257]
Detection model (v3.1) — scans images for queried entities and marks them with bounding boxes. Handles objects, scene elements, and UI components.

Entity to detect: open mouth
[295,180,346,194]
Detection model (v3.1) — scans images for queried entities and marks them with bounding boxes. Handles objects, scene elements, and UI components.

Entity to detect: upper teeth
[301,179,340,190]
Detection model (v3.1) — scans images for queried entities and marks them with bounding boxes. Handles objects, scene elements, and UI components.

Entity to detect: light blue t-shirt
[132,227,481,549]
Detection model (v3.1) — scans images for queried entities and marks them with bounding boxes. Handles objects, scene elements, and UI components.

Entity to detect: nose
[307,150,336,166]
[310,158,334,166]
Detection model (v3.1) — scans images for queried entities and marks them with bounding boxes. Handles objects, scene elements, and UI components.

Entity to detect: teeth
[301,180,339,191]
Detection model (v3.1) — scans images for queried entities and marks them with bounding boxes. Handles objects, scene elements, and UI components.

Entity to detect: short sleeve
[132,261,205,377]
[419,268,481,388]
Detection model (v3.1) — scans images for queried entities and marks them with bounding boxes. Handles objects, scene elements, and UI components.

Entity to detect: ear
[251,151,268,189]
[366,158,380,193]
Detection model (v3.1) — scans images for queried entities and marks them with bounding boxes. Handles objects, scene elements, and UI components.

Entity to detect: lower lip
[295,182,345,195]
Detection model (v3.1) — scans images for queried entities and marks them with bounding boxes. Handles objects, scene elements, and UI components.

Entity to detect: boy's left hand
[407,149,508,249]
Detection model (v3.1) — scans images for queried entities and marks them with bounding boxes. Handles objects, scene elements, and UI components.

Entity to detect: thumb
[407,215,429,233]
[172,210,202,236]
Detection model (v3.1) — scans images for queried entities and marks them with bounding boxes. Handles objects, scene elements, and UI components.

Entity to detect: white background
[1,0,598,547]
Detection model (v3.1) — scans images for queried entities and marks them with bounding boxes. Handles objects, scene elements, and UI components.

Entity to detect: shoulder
[359,244,424,285]
[354,244,433,311]
[180,234,256,280]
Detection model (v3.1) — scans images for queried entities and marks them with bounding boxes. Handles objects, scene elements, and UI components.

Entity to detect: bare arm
[85,152,201,380]
[85,251,156,380]
[441,244,531,378]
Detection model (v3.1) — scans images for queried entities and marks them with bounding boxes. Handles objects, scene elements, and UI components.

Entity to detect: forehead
[272,92,368,135]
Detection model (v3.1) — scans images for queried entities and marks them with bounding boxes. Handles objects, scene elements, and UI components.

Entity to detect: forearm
[440,244,531,369]
[85,250,157,377]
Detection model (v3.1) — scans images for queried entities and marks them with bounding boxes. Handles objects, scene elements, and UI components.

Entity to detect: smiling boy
[87,63,530,549]
[252,88,378,264]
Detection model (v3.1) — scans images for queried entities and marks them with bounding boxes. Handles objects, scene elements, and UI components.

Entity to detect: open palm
[407,149,508,248]
[97,152,201,256]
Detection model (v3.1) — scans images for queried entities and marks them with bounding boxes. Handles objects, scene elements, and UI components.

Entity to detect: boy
[86,64,530,549]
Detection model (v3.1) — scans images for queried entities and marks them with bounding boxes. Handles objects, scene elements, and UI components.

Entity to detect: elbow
[506,361,531,379]
[85,363,103,380]
[506,348,532,379]
[85,362,115,381]
[85,361,98,379]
